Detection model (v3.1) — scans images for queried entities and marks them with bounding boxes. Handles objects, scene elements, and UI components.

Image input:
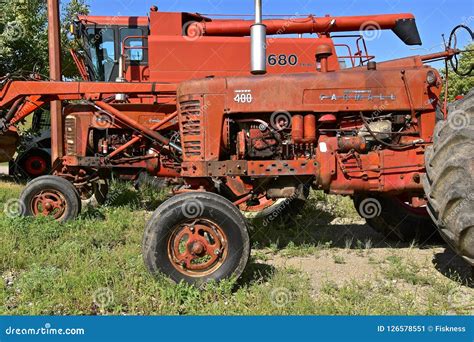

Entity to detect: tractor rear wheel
[237,182,310,221]
[142,192,250,285]
[353,194,438,242]
[18,150,51,179]
[19,175,81,222]
[239,195,307,220]
[423,90,474,265]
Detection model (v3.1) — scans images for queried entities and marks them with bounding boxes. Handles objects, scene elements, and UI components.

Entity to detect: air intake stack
[251,0,267,74]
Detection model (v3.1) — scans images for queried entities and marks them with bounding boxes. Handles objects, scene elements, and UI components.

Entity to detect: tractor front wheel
[19,175,81,222]
[423,90,474,265]
[142,192,250,285]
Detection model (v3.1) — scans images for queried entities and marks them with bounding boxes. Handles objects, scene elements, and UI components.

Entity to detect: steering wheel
[448,25,474,76]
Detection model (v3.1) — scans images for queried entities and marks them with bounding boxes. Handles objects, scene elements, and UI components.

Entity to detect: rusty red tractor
[1,0,473,285]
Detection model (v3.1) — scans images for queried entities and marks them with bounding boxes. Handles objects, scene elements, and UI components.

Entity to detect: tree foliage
[0,0,89,78]
[441,43,473,102]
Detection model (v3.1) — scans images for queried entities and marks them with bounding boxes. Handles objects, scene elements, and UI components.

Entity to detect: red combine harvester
[0,1,472,285]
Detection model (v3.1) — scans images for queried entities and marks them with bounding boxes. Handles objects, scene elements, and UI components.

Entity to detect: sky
[79,0,473,66]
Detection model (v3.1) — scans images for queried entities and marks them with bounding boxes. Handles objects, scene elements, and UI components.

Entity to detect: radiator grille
[65,116,77,156]
[179,100,203,159]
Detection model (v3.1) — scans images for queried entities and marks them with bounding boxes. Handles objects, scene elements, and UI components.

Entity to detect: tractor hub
[189,241,205,256]
[31,190,67,220]
[23,155,48,177]
[168,220,227,276]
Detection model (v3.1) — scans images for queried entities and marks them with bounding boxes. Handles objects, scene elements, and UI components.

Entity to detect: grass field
[0,178,473,315]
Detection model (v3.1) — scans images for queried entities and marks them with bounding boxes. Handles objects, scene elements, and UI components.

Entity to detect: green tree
[0,0,89,78]
[61,0,90,78]
[441,43,473,102]
[0,1,49,76]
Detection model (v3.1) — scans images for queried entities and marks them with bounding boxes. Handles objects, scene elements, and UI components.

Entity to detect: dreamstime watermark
[92,111,115,130]
[4,323,85,336]
[447,109,471,130]
[461,15,474,27]
[360,21,382,42]
[93,287,114,308]
[441,193,474,227]
[270,287,292,308]
[182,199,204,219]
[3,199,25,218]
[2,20,25,41]
[358,198,382,219]
[83,13,122,49]
[448,288,474,314]
[0,1,27,37]
[262,194,298,227]
[182,21,204,42]
[269,110,292,131]
[266,13,300,48]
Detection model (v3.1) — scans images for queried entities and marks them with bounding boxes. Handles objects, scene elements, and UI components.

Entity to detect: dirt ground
[254,217,474,313]
[0,164,8,175]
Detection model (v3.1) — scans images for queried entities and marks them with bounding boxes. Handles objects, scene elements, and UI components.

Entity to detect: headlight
[427,70,438,86]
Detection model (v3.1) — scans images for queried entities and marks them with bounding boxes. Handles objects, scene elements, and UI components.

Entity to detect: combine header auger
[1,0,472,284]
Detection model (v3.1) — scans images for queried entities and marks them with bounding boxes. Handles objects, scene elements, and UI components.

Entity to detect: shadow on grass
[249,203,444,251]
[0,174,27,185]
[238,262,276,285]
[104,180,170,211]
[433,248,473,288]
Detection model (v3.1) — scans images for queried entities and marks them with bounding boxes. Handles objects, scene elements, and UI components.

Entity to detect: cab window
[86,27,116,81]
[120,28,145,62]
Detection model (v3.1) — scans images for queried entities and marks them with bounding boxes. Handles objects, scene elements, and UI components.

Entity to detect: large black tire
[19,175,81,222]
[423,90,474,264]
[142,192,250,285]
[353,194,438,242]
[15,149,51,179]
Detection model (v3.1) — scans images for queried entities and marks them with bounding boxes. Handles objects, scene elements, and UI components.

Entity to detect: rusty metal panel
[181,160,319,177]
[203,94,226,161]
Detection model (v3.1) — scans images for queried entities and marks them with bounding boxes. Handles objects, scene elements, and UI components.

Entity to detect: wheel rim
[31,189,67,220]
[394,197,429,217]
[239,194,287,219]
[23,156,48,177]
[167,219,228,277]
[239,193,276,212]
[79,183,96,201]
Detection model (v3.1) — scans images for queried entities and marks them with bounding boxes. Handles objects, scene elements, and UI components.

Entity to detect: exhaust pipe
[251,0,267,75]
